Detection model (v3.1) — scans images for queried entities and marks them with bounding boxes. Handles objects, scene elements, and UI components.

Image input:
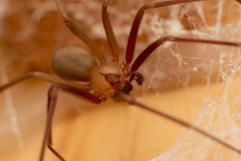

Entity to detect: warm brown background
[0,0,241,161]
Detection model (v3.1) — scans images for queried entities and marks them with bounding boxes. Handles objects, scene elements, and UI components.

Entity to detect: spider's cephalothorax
[89,62,144,97]
[90,62,125,97]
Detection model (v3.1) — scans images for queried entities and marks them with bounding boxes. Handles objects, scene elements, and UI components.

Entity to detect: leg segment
[46,90,65,161]
[59,84,105,104]
[54,0,105,63]
[0,74,31,92]
[102,0,120,61]
[39,84,64,161]
[0,72,90,92]
[113,92,241,155]
[39,84,103,161]
[125,0,204,64]
[131,36,241,72]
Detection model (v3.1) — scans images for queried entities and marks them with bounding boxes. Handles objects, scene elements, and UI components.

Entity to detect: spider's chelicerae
[1,0,241,161]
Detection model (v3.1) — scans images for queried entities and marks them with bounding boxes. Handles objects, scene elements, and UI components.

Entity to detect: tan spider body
[53,46,131,98]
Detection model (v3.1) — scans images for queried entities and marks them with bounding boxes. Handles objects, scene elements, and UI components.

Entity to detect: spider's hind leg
[39,84,65,161]
[0,72,90,93]
[39,83,104,161]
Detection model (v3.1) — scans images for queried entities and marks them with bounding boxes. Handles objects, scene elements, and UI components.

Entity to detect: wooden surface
[0,75,241,161]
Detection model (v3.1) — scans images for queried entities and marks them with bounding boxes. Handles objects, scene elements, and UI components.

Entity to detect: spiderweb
[0,0,241,161]
[149,1,241,161]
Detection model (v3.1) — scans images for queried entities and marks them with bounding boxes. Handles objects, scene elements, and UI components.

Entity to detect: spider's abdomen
[53,47,97,81]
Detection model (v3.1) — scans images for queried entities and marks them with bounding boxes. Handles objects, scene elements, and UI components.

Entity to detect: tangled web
[0,0,241,160]
[148,1,241,161]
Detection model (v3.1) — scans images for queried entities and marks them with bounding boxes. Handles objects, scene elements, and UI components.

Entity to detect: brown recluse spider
[1,0,241,160]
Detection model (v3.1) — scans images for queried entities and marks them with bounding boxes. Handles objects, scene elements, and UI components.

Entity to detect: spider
[1,0,241,161]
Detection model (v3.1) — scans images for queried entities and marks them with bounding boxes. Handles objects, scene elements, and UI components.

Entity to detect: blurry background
[0,0,241,161]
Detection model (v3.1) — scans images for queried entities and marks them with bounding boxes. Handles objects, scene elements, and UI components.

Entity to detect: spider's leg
[54,0,105,63]
[39,84,103,161]
[131,36,241,72]
[102,0,120,61]
[125,0,205,64]
[39,84,64,161]
[126,0,241,64]
[0,72,90,92]
[46,89,65,161]
[114,92,241,155]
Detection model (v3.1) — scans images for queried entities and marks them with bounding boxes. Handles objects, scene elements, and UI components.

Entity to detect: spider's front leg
[131,36,241,72]
[125,0,241,65]
[125,0,204,64]
[39,83,104,161]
